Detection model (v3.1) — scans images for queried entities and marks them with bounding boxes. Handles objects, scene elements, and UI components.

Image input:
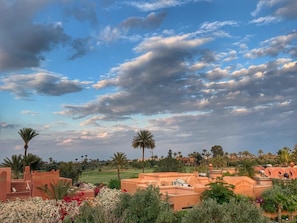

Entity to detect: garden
[0,182,270,223]
[1,128,297,222]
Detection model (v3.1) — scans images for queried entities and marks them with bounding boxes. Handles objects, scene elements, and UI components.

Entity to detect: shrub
[63,203,110,223]
[97,187,123,211]
[200,181,235,204]
[37,180,78,200]
[0,197,80,222]
[113,185,177,223]
[182,199,269,223]
[108,178,121,189]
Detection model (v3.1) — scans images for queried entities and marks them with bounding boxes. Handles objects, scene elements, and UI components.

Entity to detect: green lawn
[79,167,153,185]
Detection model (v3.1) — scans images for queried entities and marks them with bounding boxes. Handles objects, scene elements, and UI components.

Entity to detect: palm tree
[1,154,23,179]
[132,130,155,173]
[23,153,42,170]
[277,147,291,166]
[210,155,227,169]
[111,152,128,181]
[258,149,264,159]
[178,151,182,158]
[37,180,74,200]
[18,128,39,158]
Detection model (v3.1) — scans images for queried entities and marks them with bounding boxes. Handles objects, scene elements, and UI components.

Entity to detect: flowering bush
[59,192,85,221]
[255,196,264,204]
[0,195,84,223]
[0,188,123,222]
[95,187,123,210]
[0,197,62,223]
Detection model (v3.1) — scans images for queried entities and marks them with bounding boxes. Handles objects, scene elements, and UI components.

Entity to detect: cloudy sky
[0,0,297,162]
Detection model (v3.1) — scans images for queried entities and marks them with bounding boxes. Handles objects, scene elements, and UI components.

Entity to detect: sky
[0,0,297,162]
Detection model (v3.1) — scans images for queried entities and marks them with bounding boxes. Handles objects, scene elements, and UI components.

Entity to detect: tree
[201,181,235,204]
[154,150,185,172]
[23,153,42,170]
[59,162,82,183]
[238,159,256,178]
[261,180,297,222]
[277,147,291,166]
[188,151,202,166]
[132,130,155,173]
[210,155,226,169]
[258,149,264,159]
[111,152,128,181]
[261,185,289,223]
[1,154,23,179]
[18,128,39,158]
[113,185,175,223]
[211,145,224,158]
[178,151,182,158]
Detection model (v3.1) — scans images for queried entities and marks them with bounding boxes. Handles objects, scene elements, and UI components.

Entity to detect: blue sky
[0,0,297,162]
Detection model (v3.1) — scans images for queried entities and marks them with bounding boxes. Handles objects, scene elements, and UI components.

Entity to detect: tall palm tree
[1,154,23,179]
[18,128,39,158]
[111,152,128,181]
[258,149,264,159]
[132,130,155,173]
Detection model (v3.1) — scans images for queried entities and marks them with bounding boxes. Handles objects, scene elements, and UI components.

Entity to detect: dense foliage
[0,183,273,223]
[154,157,185,172]
[113,185,177,223]
[201,181,235,204]
[182,198,269,223]
[260,180,297,222]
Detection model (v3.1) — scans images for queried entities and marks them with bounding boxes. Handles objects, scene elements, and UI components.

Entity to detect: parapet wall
[0,166,73,201]
[31,169,61,198]
[0,168,11,201]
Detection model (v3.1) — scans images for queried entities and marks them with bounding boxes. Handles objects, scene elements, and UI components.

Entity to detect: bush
[200,181,235,204]
[108,178,121,189]
[113,185,178,223]
[63,203,113,223]
[182,199,269,223]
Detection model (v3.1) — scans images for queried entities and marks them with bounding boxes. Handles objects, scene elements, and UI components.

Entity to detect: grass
[79,167,154,185]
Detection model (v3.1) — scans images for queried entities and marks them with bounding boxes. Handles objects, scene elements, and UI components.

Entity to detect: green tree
[132,130,155,173]
[188,151,203,166]
[1,154,23,179]
[201,181,235,204]
[210,155,226,169]
[261,185,288,223]
[211,145,224,158]
[261,180,297,222]
[59,162,82,183]
[18,128,39,158]
[238,159,256,178]
[242,150,253,159]
[154,157,185,172]
[258,149,264,159]
[290,144,297,164]
[111,152,128,181]
[114,185,176,223]
[23,153,42,170]
[277,147,291,166]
